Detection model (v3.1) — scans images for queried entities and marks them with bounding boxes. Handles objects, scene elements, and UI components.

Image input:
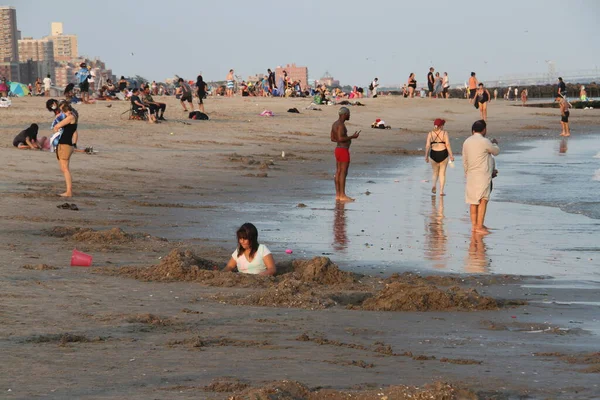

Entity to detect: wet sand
[1,96,600,399]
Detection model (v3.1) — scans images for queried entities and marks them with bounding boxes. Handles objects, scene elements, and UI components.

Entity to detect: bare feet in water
[474,226,490,235]
[337,196,355,203]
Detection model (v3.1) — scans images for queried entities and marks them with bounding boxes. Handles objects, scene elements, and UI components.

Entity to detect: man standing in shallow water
[331,107,360,202]
[462,120,499,235]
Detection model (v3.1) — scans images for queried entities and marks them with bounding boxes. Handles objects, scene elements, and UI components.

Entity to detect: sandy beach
[1,95,600,399]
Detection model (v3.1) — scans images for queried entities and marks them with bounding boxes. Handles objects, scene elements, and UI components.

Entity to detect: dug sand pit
[216,278,337,309]
[360,282,500,311]
[110,249,272,287]
[229,380,475,400]
[126,313,174,327]
[291,257,357,285]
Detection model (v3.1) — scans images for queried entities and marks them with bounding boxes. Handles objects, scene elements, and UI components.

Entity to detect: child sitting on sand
[222,223,276,276]
[13,124,50,150]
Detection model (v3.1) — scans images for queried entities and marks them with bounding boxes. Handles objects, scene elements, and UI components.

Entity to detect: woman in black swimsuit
[474,83,492,121]
[425,118,455,196]
[52,102,78,197]
[407,73,417,98]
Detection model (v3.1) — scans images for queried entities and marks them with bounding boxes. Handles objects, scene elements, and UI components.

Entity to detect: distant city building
[319,71,339,87]
[18,37,55,82]
[45,22,78,62]
[276,63,308,90]
[247,73,265,82]
[0,6,21,81]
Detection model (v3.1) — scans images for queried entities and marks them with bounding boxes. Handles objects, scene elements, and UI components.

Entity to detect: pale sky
[7,0,600,86]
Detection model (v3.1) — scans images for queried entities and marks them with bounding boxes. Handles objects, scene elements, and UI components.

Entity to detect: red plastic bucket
[71,249,93,267]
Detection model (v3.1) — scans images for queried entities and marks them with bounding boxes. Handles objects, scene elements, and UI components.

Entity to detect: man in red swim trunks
[331,107,360,202]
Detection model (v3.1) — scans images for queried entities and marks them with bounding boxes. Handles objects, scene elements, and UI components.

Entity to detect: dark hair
[236,223,259,258]
[558,77,563,81]
[46,98,59,112]
[120,76,125,79]
[132,88,139,93]
[471,72,476,76]
[472,119,487,133]
[478,83,484,87]
[26,123,39,136]
[178,78,184,83]
[196,75,204,85]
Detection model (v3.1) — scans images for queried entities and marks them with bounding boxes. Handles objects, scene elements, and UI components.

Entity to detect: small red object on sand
[285,249,293,254]
[511,316,517,319]
[71,249,93,267]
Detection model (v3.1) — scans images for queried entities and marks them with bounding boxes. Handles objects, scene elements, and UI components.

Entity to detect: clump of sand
[227,380,476,399]
[217,278,336,310]
[44,226,137,244]
[22,264,59,270]
[204,378,249,393]
[126,313,173,326]
[290,257,356,285]
[360,282,499,311]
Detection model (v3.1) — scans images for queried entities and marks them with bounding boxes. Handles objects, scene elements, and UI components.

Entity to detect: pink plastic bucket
[71,249,93,267]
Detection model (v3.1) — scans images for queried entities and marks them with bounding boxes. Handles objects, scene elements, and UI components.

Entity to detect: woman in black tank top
[52,102,78,197]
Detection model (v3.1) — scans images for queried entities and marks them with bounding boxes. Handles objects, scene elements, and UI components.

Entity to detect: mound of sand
[22,264,59,270]
[218,278,336,310]
[360,282,499,312]
[291,257,356,285]
[228,380,475,400]
[44,226,138,244]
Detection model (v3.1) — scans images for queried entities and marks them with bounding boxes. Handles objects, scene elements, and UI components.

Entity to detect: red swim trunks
[334,147,350,163]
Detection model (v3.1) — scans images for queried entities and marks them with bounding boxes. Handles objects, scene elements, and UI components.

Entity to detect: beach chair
[120,104,148,121]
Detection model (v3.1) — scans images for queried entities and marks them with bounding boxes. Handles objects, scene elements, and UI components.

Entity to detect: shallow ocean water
[171,134,600,281]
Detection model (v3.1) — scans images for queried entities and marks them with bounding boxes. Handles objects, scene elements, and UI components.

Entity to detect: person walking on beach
[425,118,455,196]
[468,72,478,104]
[43,74,52,97]
[427,67,435,98]
[226,69,235,97]
[195,75,207,113]
[557,96,571,137]
[493,88,498,101]
[442,72,450,98]
[474,83,492,121]
[557,77,566,98]
[177,78,193,112]
[407,73,417,98]
[521,89,528,106]
[331,107,360,202]
[514,87,518,101]
[462,120,499,235]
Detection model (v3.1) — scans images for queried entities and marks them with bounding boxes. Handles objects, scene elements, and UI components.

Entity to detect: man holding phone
[331,107,360,202]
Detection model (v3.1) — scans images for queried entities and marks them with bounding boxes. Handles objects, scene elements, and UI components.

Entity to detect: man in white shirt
[462,119,500,235]
[43,74,52,97]
[370,78,379,98]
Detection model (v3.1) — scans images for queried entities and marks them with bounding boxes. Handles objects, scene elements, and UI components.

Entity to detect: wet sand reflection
[424,196,448,269]
[465,232,489,273]
[559,137,568,154]
[332,201,348,251]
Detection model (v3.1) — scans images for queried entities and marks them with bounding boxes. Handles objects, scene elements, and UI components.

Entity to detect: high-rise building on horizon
[45,22,78,62]
[18,37,55,83]
[0,6,21,81]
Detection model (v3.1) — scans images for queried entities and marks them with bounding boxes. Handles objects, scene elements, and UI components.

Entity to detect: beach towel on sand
[189,111,209,120]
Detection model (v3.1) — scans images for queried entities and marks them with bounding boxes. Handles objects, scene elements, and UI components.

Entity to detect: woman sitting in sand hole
[52,102,79,197]
[223,223,276,276]
[13,124,50,150]
[425,118,455,196]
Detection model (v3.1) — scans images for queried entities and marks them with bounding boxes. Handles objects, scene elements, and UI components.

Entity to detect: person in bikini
[425,119,455,196]
[331,107,360,202]
[474,83,491,121]
[407,73,417,98]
